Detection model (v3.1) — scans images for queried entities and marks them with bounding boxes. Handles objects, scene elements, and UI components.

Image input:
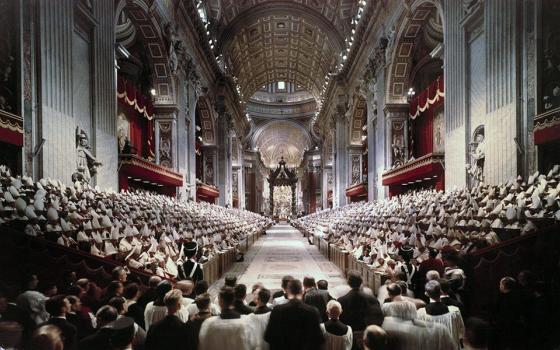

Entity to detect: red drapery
[117,76,154,119]
[409,76,444,119]
[117,76,155,159]
[409,76,444,158]
[0,111,23,147]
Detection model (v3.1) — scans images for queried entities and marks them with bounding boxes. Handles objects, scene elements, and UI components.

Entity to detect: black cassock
[178,259,204,282]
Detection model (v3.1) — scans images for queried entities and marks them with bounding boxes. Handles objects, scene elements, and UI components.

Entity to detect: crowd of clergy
[2,263,555,350]
[0,165,272,279]
[294,165,560,276]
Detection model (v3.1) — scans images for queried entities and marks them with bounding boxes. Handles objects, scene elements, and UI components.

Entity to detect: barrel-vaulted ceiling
[204,0,361,168]
[207,0,361,101]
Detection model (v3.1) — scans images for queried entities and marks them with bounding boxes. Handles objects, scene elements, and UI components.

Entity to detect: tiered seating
[294,166,560,276]
[0,165,272,281]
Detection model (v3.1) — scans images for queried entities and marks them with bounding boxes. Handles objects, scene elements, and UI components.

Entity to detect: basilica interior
[0,0,559,349]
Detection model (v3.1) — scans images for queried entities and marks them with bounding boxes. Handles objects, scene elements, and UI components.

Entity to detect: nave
[210,224,348,298]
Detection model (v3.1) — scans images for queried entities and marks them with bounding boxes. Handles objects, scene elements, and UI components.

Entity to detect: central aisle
[210,223,348,297]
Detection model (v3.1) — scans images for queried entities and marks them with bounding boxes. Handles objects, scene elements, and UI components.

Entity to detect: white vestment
[320,323,353,350]
[247,312,271,350]
[382,316,455,350]
[417,305,465,349]
[198,315,253,350]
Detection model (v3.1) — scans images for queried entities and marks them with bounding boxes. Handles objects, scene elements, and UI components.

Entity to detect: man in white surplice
[416,280,464,349]
[198,286,254,350]
[246,288,272,350]
[382,300,455,350]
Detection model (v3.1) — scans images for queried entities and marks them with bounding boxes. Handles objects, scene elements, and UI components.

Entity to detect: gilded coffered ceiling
[207,0,360,100]
[253,120,312,168]
[226,15,339,101]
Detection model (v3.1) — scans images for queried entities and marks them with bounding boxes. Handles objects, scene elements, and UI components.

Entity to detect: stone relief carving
[385,25,396,63]
[466,125,485,186]
[391,121,406,167]
[363,43,386,92]
[159,121,173,168]
[232,171,238,197]
[73,127,102,184]
[351,154,361,185]
[164,23,202,98]
[204,153,214,185]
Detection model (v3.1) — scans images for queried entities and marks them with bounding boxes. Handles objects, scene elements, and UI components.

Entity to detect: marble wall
[35,0,117,189]
[443,0,523,189]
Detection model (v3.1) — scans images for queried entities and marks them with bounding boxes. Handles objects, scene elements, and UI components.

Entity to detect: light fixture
[150,88,156,96]
[407,87,415,102]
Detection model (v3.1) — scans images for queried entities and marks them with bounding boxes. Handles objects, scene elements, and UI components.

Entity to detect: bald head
[363,325,387,350]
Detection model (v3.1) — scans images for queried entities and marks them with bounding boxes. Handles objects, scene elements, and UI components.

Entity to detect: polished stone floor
[209,223,348,298]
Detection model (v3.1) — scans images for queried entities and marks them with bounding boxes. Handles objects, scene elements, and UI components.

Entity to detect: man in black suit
[272,275,293,300]
[423,280,450,315]
[440,278,464,313]
[338,271,384,332]
[137,276,162,309]
[78,305,118,350]
[303,276,327,321]
[123,283,145,329]
[177,242,204,282]
[145,289,192,350]
[265,279,324,350]
[317,279,335,302]
[40,295,77,350]
[233,284,254,315]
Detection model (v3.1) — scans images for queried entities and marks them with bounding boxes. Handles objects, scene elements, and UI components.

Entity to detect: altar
[267,158,298,218]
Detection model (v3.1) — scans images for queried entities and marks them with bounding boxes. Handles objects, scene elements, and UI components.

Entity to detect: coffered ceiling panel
[227,15,339,101]
[207,0,360,101]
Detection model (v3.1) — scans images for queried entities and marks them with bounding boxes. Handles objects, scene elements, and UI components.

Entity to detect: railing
[293,222,389,294]
[0,223,269,290]
[294,221,560,318]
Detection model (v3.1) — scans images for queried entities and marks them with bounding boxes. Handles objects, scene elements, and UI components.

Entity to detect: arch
[195,96,216,145]
[115,0,175,105]
[251,120,313,168]
[385,0,443,104]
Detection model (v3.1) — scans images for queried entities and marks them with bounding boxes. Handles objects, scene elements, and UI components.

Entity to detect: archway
[385,1,443,104]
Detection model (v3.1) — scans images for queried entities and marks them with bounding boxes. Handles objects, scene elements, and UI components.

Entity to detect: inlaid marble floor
[209,224,348,298]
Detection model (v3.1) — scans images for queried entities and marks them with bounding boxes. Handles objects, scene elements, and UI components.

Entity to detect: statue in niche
[391,133,405,167]
[466,126,485,186]
[73,127,102,184]
[164,23,180,74]
[117,113,130,153]
[385,25,396,63]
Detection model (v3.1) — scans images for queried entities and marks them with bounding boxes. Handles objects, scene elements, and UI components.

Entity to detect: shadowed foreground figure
[265,279,325,350]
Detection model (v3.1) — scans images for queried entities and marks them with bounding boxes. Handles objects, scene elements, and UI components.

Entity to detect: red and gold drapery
[117,76,154,120]
[117,76,155,159]
[408,75,444,119]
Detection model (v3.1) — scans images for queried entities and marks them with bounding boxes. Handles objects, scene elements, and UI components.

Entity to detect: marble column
[216,113,232,206]
[334,112,349,207]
